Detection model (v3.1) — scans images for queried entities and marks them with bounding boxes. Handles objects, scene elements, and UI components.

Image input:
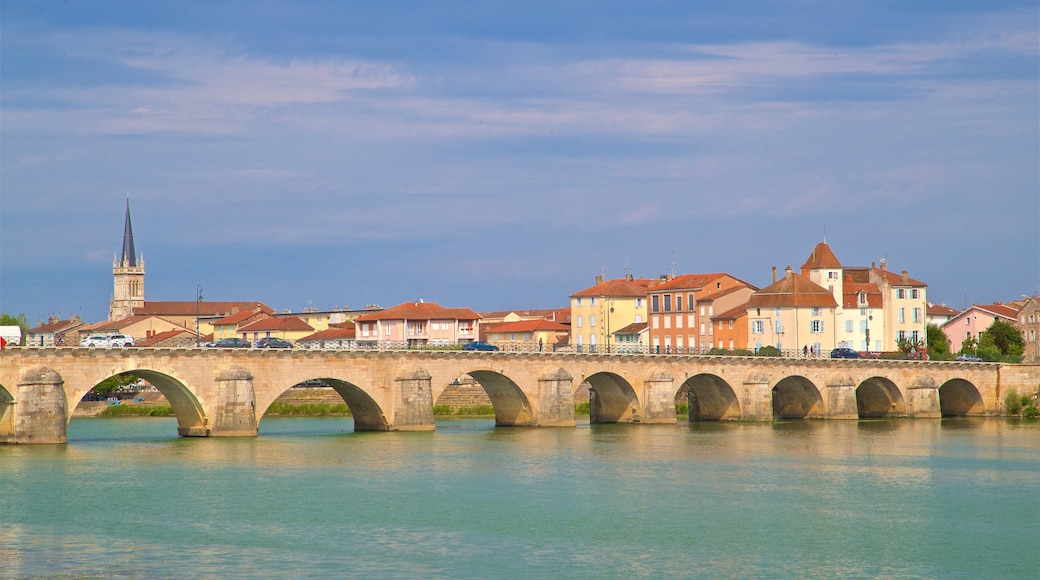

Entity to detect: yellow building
[485,319,569,351]
[569,274,659,353]
[746,268,838,354]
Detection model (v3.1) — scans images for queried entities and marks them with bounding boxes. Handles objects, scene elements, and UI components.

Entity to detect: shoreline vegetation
[90,402,693,419]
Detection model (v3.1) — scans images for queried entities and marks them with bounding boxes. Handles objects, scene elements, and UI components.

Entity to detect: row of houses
[20,241,1040,361]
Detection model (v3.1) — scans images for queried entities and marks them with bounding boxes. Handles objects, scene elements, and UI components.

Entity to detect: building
[109,200,145,321]
[799,241,928,353]
[478,308,570,340]
[296,324,358,350]
[927,303,960,327]
[484,319,569,351]
[1010,296,1040,363]
[569,274,659,353]
[647,273,757,354]
[710,305,749,352]
[237,316,315,345]
[24,315,88,347]
[612,322,648,353]
[90,315,194,343]
[941,303,1019,352]
[135,329,197,348]
[746,267,838,354]
[353,300,481,347]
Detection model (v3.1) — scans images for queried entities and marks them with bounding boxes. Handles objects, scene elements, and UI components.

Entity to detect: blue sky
[2,1,1038,324]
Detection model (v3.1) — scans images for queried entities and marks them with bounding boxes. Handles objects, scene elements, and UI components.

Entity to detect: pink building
[354,301,481,347]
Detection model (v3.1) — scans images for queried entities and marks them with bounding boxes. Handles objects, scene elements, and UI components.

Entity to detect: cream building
[746,267,838,354]
[354,300,481,347]
[569,274,658,353]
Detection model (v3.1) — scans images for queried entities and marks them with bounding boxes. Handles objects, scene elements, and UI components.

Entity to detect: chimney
[48,315,60,325]
[595,274,604,285]
[625,273,633,281]
[880,258,887,271]
[901,270,909,284]
[772,266,777,284]
[785,265,793,277]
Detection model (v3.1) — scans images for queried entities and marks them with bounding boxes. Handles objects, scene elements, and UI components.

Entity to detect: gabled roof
[135,329,193,347]
[648,273,726,292]
[974,303,1019,319]
[133,301,275,317]
[212,310,267,326]
[747,271,838,309]
[927,303,959,317]
[871,267,927,288]
[614,322,648,335]
[487,320,569,333]
[298,327,357,342]
[91,314,179,333]
[27,318,87,334]
[843,282,883,309]
[802,241,842,270]
[712,304,750,321]
[571,277,659,298]
[699,283,758,302]
[238,317,315,332]
[354,301,481,322]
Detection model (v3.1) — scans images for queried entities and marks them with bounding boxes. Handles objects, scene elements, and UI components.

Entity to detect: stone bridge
[1,347,1037,443]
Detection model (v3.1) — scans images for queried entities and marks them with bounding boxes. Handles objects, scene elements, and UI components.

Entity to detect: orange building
[646,273,756,354]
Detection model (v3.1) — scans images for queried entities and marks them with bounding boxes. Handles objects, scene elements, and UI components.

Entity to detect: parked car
[81,335,112,347]
[108,334,135,347]
[212,337,252,348]
[830,347,860,359]
[256,337,293,349]
[462,341,499,351]
[955,353,983,362]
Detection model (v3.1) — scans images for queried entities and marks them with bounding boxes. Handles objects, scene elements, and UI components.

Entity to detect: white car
[81,335,111,347]
[108,334,135,347]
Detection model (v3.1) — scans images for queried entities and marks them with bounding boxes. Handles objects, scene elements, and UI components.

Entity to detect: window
[845,320,853,332]
[728,320,734,330]
[576,316,582,328]
[652,295,660,312]
[828,271,838,280]
[664,316,670,329]
[590,315,596,328]
[912,289,919,299]
[811,320,824,333]
[912,308,921,323]
[700,306,705,316]
[699,322,705,335]
[635,298,644,308]
[384,323,393,336]
[676,316,682,329]
[897,289,905,299]
[775,320,783,334]
[652,315,659,329]
[664,295,672,312]
[591,297,596,306]
[811,307,822,316]
[688,295,695,311]
[635,315,642,323]
[899,308,905,324]
[899,330,907,341]
[675,294,683,312]
[577,298,583,306]
[751,320,765,334]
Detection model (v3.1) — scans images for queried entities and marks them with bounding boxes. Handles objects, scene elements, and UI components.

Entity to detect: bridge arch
[856,376,907,418]
[0,383,13,431]
[683,373,740,421]
[586,371,639,423]
[772,375,824,420]
[938,379,984,417]
[262,376,390,432]
[85,368,210,438]
[467,369,534,426]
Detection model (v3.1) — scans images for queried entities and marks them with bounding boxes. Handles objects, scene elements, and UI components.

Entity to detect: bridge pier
[0,367,67,444]
[391,366,435,431]
[642,371,677,423]
[826,375,858,419]
[534,368,575,426]
[741,374,773,421]
[209,366,259,437]
[907,377,941,418]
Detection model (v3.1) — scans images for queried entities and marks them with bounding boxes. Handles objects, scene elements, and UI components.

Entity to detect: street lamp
[606,299,614,353]
[195,284,203,347]
[865,314,872,356]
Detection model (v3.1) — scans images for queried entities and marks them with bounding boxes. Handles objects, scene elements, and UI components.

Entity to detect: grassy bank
[263,402,352,416]
[100,404,174,417]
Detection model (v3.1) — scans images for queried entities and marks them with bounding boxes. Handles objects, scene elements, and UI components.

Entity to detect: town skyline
[2,1,1038,323]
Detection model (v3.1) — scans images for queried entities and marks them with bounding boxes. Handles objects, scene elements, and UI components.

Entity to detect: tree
[981,319,1024,357]
[0,313,30,345]
[925,323,952,360]
[91,373,140,397]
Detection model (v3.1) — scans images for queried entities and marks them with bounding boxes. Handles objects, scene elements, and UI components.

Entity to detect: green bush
[100,404,174,417]
[574,402,590,415]
[756,346,782,357]
[1023,406,1039,419]
[263,402,351,416]
[1004,389,1023,415]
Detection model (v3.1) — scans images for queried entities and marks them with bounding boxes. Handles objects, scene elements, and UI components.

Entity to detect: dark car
[830,347,860,359]
[256,337,293,349]
[213,337,252,348]
[462,341,499,351]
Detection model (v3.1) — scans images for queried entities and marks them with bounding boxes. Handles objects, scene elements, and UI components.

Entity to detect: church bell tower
[109,200,145,321]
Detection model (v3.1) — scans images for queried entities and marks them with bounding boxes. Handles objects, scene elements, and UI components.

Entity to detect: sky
[2,1,1038,325]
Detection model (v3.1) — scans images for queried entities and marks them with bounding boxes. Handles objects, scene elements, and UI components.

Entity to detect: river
[1,417,1037,579]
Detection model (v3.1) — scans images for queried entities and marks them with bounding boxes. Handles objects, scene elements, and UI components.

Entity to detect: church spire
[121,199,137,267]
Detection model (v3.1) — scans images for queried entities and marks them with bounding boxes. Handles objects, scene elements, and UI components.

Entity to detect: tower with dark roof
[109,200,146,321]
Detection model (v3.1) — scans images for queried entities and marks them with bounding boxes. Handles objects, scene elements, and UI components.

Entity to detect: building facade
[646,273,756,354]
[569,274,658,353]
[354,301,481,347]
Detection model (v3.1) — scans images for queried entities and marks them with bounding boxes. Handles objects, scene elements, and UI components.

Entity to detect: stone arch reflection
[585,372,639,424]
[856,376,906,418]
[772,375,824,420]
[938,379,984,417]
[683,373,740,421]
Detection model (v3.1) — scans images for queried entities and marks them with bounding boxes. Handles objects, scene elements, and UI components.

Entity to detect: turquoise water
[1,418,1038,579]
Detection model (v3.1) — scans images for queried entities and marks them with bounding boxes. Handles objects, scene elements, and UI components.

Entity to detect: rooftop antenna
[622,263,630,276]
[670,250,676,278]
[823,222,827,244]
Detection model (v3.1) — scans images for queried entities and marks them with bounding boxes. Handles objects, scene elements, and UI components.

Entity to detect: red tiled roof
[92,315,179,333]
[212,310,267,326]
[613,322,648,334]
[700,283,758,302]
[27,318,86,334]
[133,301,275,317]
[802,242,842,270]
[571,278,659,298]
[298,327,357,342]
[872,267,927,288]
[975,303,1019,319]
[354,301,481,322]
[238,317,314,332]
[135,329,193,347]
[488,320,570,333]
[843,282,883,309]
[649,273,726,292]
[712,304,750,321]
[747,271,837,309]
[927,303,959,317]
